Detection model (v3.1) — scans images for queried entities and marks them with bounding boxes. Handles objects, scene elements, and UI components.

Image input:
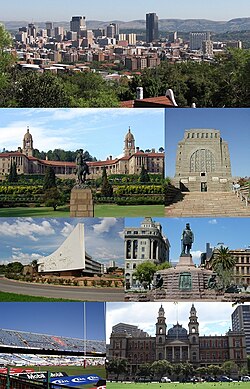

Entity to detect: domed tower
[22,126,34,157]
[188,304,200,366]
[124,127,135,157]
[155,305,166,360]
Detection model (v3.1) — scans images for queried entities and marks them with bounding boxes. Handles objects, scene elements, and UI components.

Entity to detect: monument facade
[37,223,102,276]
[173,129,232,192]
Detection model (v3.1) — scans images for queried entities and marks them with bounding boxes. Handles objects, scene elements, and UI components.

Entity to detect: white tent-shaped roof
[38,223,85,273]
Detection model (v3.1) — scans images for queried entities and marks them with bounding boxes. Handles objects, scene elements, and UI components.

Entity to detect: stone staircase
[165,191,250,217]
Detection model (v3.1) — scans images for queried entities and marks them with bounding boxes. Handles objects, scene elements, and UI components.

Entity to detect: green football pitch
[106,382,249,389]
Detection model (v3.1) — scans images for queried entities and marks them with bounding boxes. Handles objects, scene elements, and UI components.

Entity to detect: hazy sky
[0,302,105,340]
[165,108,250,177]
[125,217,250,264]
[0,108,164,161]
[106,302,244,343]
[1,0,249,21]
[0,218,124,267]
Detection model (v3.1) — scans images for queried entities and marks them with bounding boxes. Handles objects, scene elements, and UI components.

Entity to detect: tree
[151,360,172,380]
[8,161,18,182]
[43,166,56,190]
[212,245,236,288]
[13,71,71,108]
[101,166,113,197]
[43,187,65,211]
[136,363,153,378]
[106,359,127,381]
[0,24,15,92]
[139,165,150,183]
[222,361,239,378]
[157,262,171,271]
[133,261,157,289]
[207,364,223,378]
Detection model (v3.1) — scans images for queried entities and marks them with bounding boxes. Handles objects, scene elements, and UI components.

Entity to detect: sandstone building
[173,129,232,192]
[124,218,170,288]
[108,304,247,376]
[0,127,164,179]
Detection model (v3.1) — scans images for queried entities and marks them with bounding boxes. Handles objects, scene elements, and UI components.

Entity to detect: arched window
[190,149,215,173]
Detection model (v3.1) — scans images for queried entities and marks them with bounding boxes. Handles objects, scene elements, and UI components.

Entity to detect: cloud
[11,251,43,265]
[92,218,118,234]
[208,219,218,225]
[61,222,74,237]
[190,250,203,260]
[106,302,236,343]
[0,220,55,241]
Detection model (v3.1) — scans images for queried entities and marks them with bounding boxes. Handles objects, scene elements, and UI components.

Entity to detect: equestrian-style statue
[181,223,194,256]
[75,149,90,185]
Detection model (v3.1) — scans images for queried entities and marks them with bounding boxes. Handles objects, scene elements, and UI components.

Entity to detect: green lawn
[0,291,74,302]
[0,206,70,217]
[0,204,164,217]
[94,204,164,217]
[107,383,249,389]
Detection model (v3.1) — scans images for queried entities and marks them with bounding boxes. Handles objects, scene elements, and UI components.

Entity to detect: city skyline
[125,217,250,264]
[106,302,242,343]
[1,0,249,22]
[0,302,105,340]
[0,109,164,161]
[0,218,124,267]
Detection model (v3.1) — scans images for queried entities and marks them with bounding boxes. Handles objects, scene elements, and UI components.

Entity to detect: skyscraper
[70,16,86,38]
[146,13,159,43]
[232,305,250,354]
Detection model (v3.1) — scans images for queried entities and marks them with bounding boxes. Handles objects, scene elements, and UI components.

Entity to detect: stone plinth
[70,188,94,217]
[151,255,218,300]
[176,254,195,267]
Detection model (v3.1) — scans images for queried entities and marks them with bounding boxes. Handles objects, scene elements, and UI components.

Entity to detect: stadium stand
[0,328,105,354]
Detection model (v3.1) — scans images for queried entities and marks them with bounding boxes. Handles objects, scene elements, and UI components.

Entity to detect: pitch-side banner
[51,374,101,386]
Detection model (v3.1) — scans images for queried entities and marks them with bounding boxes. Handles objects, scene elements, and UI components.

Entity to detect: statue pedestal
[176,254,195,268]
[70,188,94,217]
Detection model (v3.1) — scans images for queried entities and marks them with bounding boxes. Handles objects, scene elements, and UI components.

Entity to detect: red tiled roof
[120,95,175,108]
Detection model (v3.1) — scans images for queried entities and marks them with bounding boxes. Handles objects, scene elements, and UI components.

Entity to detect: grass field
[0,291,74,302]
[0,204,164,218]
[106,382,249,389]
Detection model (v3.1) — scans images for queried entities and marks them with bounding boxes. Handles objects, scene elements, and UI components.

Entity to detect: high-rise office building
[45,21,54,37]
[189,32,211,50]
[146,13,159,43]
[232,305,250,354]
[107,23,119,38]
[70,16,86,38]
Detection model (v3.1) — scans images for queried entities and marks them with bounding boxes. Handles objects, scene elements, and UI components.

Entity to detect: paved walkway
[165,191,250,217]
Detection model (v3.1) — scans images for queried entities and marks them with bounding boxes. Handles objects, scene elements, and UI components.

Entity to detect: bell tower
[188,304,200,365]
[124,127,135,157]
[155,305,166,360]
[22,126,34,157]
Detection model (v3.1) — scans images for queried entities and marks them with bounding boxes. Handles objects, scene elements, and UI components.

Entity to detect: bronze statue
[75,149,90,185]
[181,223,194,256]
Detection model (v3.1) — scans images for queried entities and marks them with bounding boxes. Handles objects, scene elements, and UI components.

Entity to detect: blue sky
[125,217,250,264]
[0,108,164,161]
[1,0,249,21]
[0,302,105,340]
[165,108,250,177]
[106,302,246,342]
[0,218,124,267]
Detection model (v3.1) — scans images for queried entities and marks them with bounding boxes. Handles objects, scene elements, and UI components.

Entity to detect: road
[0,278,124,302]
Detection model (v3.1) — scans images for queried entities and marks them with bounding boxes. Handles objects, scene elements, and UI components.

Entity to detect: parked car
[218,376,233,382]
[161,376,171,383]
[241,376,250,382]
